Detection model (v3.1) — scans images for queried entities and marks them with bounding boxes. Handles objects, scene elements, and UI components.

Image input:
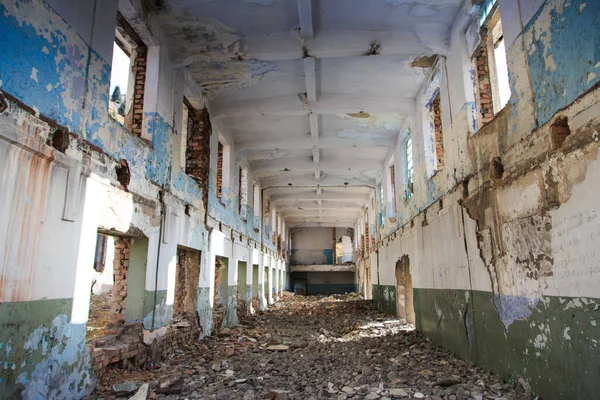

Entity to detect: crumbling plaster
[0,0,286,396]
[361,1,600,397]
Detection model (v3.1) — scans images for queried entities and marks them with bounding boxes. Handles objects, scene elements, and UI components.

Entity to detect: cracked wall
[367,1,600,399]
[0,0,284,396]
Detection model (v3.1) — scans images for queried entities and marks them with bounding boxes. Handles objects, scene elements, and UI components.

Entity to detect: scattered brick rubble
[91,293,528,400]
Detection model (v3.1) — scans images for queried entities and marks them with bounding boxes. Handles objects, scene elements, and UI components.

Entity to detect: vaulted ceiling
[153,0,464,227]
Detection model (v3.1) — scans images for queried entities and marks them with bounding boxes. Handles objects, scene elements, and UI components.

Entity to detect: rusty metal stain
[1,147,53,302]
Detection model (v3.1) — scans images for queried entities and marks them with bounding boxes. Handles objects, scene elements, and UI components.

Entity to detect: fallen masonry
[91,294,526,399]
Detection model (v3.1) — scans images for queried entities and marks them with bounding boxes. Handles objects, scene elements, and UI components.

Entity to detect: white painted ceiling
[154,0,464,227]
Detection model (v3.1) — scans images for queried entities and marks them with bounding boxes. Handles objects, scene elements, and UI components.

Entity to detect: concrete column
[274,258,280,301]
[266,256,274,304]
[197,231,217,336]
[279,260,284,296]
[245,247,253,314]
[258,252,267,310]
[224,255,238,327]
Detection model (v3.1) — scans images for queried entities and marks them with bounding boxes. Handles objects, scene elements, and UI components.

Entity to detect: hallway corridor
[1,0,600,398]
[94,295,522,400]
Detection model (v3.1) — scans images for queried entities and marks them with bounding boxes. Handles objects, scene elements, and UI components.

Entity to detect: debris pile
[92,294,527,399]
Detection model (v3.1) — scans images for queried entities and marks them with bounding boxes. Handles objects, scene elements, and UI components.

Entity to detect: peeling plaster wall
[365,1,600,398]
[0,0,281,395]
[290,228,335,265]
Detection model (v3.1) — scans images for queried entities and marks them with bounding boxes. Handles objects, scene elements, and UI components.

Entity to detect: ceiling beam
[282,209,362,217]
[237,136,396,152]
[259,173,375,189]
[296,0,314,41]
[286,221,356,228]
[270,192,369,203]
[277,201,365,210]
[241,30,448,61]
[309,114,319,139]
[250,157,383,175]
[212,94,415,120]
[304,58,317,103]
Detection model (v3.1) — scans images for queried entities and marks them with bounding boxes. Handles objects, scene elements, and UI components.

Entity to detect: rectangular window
[489,14,510,112]
[239,167,248,219]
[475,2,511,125]
[180,99,190,172]
[112,12,147,136]
[109,42,130,125]
[405,136,413,199]
[387,160,397,220]
[378,183,384,227]
[217,142,224,201]
[431,92,444,170]
[253,182,261,231]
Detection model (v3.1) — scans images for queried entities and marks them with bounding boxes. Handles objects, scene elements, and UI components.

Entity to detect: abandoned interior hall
[1,0,599,398]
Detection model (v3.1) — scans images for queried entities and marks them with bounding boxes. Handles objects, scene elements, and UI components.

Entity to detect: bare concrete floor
[94,295,528,400]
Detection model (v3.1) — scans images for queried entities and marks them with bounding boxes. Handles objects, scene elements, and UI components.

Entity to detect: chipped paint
[525,0,600,125]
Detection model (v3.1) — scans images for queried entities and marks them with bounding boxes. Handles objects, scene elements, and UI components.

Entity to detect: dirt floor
[87,292,113,341]
[93,293,529,399]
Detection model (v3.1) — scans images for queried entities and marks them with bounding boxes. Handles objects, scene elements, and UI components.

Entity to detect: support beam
[237,136,395,152]
[304,57,317,103]
[241,30,448,61]
[297,0,314,41]
[250,157,383,176]
[270,192,369,203]
[211,94,416,119]
[309,114,319,139]
[312,146,320,163]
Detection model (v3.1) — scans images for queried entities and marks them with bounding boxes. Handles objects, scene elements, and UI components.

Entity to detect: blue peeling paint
[526,0,600,125]
[16,315,95,399]
[494,294,541,331]
[323,249,334,265]
[145,112,173,186]
[0,1,85,132]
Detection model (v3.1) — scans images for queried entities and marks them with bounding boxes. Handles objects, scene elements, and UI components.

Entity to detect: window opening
[405,136,414,199]
[217,141,224,201]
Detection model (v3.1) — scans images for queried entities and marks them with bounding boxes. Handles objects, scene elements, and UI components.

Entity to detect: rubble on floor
[92,293,528,399]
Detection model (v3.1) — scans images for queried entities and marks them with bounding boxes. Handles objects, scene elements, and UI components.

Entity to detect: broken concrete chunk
[265,389,290,399]
[341,386,355,393]
[113,382,138,396]
[388,388,409,398]
[156,376,183,395]
[128,383,150,400]
[266,344,289,351]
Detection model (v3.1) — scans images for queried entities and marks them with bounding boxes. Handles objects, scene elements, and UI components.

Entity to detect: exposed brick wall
[216,142,224,200]
[130,47,146,137]
[277,234,282,258]
[90,322,198,379]
[360,234,365,259]
[474,28,494,125]
[111,237,131,324]
[174,248,201,321]
[432,93,444,169]
[365,223,370,254]
[186,107,212,213]
[332,227,337,264]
